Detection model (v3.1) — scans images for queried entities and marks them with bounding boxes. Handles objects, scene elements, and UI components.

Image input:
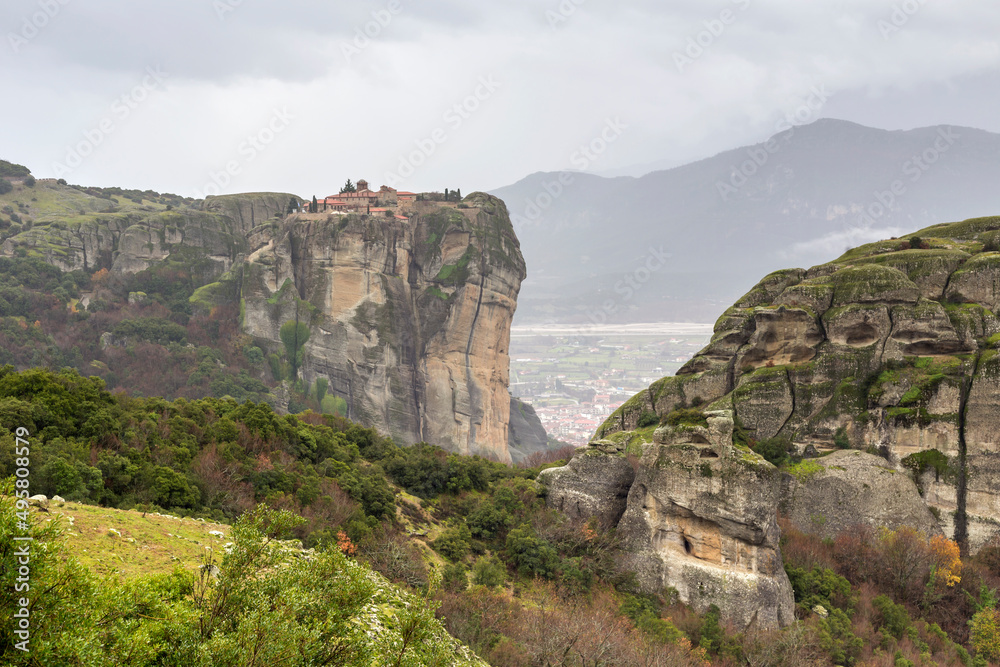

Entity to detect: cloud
[0,0,998,196]
[779,226,907,261]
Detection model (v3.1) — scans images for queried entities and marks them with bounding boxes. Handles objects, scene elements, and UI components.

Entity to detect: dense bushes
[0,251,276,407]
[0,367,395,540]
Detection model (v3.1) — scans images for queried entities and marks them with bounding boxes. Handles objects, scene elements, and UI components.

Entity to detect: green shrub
[818,608,864,666]
[471,555,506,587]
[433,522,472,561]
[754,436,795,466]
[834,426,850,449]
[662,408,708,428]
[637,410,659,428]
[786,565,855,613]
[315,377,328,403]
[279,319,310,380]
[620,594,684,644]
[503,526,559,579]
[872,594,911,639]
[242,345,264,366]
[901,449,950,480]
[441,562,468,593]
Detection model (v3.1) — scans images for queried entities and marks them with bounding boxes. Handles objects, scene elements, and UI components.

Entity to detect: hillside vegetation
[0,366,716,665]
[0,177,279,407]
[7,366,1000,664]
[1,492,486,665]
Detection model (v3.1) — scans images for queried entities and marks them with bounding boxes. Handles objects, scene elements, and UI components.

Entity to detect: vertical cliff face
[239,193,526,461]
[591,216,1000,553]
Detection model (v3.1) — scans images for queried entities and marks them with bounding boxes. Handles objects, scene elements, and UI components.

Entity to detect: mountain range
[492,119,1000,324]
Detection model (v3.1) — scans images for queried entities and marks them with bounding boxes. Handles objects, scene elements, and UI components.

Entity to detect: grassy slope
[28,499,230,580]
[29,487,454,581]
[0,181,173,224]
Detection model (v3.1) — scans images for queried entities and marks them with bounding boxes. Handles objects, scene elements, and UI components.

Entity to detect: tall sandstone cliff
[543,215,1000,629]
[239,192,527,461]
[0,186,535,462]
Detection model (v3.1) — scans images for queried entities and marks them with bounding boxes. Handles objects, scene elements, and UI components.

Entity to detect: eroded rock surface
[542,411,795,631]
[240,193,526,461]
[780,450,942,539]
[508,397,552,463]
[594,216,1000,552]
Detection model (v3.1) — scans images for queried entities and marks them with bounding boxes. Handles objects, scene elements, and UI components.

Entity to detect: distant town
[508,323,713,446]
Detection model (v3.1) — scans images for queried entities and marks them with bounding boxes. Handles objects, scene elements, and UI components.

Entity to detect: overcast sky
[2,0,999,198]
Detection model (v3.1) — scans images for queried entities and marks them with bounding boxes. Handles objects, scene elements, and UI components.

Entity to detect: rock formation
[236,192,526,461]
[780,449,942,540]
[0,187,532,462]
[541,410,795,631]
[507,397,551,462]
[1,192,295,275]
[591,216,1000,552]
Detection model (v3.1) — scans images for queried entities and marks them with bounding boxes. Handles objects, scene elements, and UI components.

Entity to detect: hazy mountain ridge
[494,119,1000,324]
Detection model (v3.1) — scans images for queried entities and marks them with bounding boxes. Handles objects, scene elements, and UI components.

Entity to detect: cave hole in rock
[699,448,719,458]
[904,340,965,356]
[844,324,879,347]
[683,536,693,555]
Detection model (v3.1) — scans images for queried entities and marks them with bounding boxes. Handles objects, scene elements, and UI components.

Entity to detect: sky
[2,0,999,199]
